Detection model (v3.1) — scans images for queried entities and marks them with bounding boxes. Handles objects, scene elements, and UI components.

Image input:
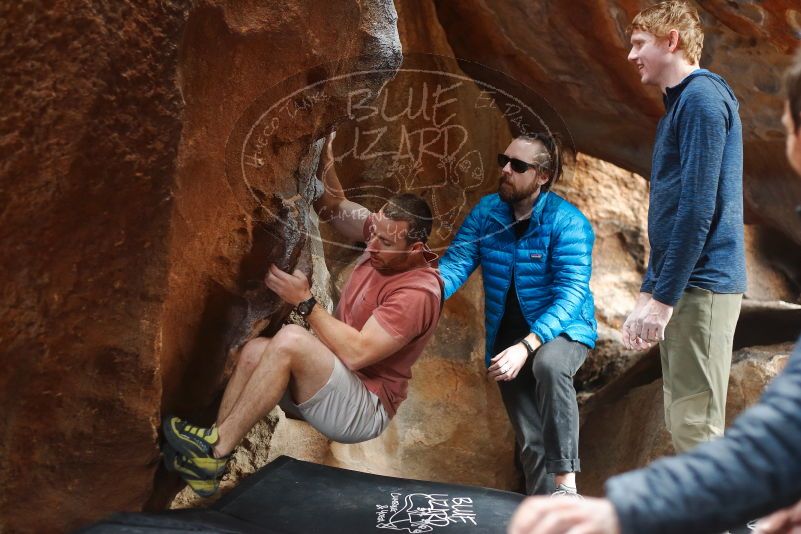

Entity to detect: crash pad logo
[375,492,477,533]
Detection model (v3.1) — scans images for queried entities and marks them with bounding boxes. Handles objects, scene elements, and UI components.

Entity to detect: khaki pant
[660,287,742,453]
[279,357,390,444]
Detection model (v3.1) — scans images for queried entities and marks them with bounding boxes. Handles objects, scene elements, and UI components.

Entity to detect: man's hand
[753,498,801,533]
[319,131,342,198]
[634,297,673,344]
[488,343,529,381]
[313,130,371,242]
[264,265,312,307]
[621,293,655,351]
[508,496,622,534]
[488,336,540,381]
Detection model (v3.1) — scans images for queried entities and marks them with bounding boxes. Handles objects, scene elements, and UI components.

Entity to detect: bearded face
[497,139,551,205]
[499,173,542,204]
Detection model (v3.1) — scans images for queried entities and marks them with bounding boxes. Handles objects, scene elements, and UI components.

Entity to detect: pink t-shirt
[334,220,443,417]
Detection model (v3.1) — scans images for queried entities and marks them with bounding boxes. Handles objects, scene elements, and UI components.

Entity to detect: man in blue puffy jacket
[439,132,597,497]
[506,47,801,534]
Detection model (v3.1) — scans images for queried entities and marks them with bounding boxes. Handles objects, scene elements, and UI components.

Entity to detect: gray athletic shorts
[279,356,390,443]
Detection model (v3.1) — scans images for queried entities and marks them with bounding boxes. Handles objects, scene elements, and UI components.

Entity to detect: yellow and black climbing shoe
[162,415,219,460]
[163,444,228,498]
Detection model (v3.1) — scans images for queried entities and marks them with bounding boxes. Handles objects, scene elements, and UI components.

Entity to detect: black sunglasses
[497,153,542,174]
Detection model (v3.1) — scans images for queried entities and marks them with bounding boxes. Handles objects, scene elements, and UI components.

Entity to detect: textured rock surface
[319,1,517,263]
[0,1,400,531]
[1,3,190,531]
[579,342,794,497]
[5,0,801,530]
[579,301,801,419]
[553,154,651,390]
[432,0,801,245]
[172,0,522,503]
[743,225,801,302]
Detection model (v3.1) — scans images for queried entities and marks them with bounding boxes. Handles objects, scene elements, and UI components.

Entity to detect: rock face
[5,0,801,530]
[1,3,190,531]
[304,0,522,492]
[578,343,794,497]
[743,225,801,303]
[553,154,651,390]
[0,1,400,531]
[319,3,518,261]
[432,0,801,244]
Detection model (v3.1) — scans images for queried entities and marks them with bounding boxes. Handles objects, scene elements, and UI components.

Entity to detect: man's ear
[409,241,425,254]
[538,172,551,187]
[667,29,680,52]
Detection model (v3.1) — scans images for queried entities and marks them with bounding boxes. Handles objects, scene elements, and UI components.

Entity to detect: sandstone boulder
[744,225,801,303]
[7,1,801,531]
[552,154,650,390]
[1,1,400,531]
[578,342,794,497]
[433,0,801,244]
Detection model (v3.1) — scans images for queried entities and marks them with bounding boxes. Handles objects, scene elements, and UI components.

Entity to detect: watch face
[298,297,315,317]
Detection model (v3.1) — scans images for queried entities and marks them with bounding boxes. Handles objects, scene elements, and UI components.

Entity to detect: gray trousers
[497,335,588,495]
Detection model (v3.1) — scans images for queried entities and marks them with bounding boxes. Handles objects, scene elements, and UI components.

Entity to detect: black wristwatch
[296,295,317,318]
[520,338,536,357]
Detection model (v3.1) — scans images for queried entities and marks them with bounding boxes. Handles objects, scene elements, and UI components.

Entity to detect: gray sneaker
[550,484,583,499]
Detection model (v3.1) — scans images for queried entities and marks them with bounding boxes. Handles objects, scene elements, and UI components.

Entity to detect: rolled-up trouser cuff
[546,458,580,474]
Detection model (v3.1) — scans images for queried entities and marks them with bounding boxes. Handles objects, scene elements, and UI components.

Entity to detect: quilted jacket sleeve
[530,209,594,344]
[606,338,801,534]
[439,203,482,300]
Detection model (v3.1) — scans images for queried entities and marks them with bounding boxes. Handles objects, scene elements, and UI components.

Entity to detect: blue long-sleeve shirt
[606,335,801,533]
[641,69,747,306]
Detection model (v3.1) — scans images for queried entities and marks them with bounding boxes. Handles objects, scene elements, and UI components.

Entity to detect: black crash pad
[81,455,525,533]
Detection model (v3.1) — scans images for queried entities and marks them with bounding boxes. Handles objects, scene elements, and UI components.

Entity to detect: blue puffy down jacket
[439,191,597,365]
